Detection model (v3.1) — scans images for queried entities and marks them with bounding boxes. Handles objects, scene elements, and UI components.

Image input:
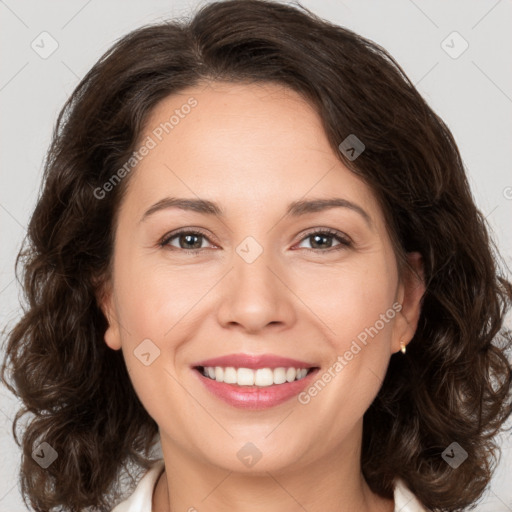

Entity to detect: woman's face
[100,81,423,473]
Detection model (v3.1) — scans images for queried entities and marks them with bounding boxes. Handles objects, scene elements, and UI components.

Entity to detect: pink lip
[192,353,316,370]
[193,367,320,410]
[191,353,320,410]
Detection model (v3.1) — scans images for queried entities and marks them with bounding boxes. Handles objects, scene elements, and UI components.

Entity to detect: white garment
[111,458,427,512]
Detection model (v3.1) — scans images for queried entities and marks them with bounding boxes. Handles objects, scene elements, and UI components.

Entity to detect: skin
[98,81,425,512]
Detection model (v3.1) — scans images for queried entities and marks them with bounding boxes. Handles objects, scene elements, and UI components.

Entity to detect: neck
[153,425,394,512]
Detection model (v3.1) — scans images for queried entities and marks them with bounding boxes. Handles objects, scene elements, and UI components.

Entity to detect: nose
[216,244,297,334]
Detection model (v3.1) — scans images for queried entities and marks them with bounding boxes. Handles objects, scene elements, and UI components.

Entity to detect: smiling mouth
[194,366,318,387]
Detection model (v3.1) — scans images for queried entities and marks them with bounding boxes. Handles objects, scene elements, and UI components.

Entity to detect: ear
[392,251,426,354]
[94,274,122,351]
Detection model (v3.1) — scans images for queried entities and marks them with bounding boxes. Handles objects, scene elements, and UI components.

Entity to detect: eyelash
[159,228,352,256]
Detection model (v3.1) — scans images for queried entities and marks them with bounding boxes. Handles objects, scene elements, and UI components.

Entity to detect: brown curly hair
[2,1,512,511]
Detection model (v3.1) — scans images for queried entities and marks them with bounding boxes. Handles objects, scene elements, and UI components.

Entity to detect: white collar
[111,459,427,512]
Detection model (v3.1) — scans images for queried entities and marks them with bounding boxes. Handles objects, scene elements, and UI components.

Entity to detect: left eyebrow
[286,198,372,228]
[140,196,372,228]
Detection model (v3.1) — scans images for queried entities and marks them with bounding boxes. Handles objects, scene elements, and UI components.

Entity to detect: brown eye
[160,229,214,254]
[296,229,351,252]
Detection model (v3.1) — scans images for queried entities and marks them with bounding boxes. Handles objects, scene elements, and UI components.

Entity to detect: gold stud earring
[400,342,407,354]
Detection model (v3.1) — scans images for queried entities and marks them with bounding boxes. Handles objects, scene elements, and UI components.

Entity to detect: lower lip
[194,368,319,409]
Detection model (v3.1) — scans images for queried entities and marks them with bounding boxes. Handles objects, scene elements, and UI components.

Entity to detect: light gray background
[1,0,511,510]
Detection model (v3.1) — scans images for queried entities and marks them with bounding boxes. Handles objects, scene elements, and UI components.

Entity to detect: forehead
[142,80,329,156]
[121,81,381,223]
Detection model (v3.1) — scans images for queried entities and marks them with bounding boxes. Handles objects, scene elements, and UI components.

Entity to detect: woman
[2,1,511,511]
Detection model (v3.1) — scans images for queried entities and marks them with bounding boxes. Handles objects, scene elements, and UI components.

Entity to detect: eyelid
[297,227,352,245]
[159,227,216,248]
[159,226,352,252]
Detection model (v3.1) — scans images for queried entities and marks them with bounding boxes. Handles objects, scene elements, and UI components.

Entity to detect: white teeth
[273,367,287,384]
[201,366,311,386]
[298,368,308,379]
[223,367,237,384]
[237,367,255,386]
[254,368,274,387]
[286,367,296,382]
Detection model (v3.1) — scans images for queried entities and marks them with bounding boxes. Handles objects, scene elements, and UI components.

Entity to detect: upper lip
[193,353,318,370]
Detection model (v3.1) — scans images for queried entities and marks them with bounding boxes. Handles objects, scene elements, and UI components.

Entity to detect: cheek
[113,261,198,423]
[297,260,399,433]
[113,259,214,405]
[115,252,206,341]
[299,255,398,348]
